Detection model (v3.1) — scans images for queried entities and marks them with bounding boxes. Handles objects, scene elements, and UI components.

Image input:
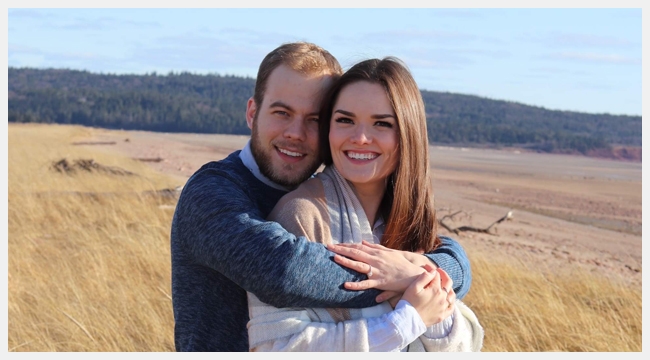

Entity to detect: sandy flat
[86,128,643,287]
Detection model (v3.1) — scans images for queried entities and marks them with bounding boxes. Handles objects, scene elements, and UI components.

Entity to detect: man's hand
[326,241,427,294]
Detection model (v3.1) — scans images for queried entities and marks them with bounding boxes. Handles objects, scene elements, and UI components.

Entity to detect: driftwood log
[51,158,135,176]
[438,209,513,235]
[71,141,117,145]
[132,157,164,163]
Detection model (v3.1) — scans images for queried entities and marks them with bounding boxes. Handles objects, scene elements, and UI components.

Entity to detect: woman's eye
[375,121,393,128]
[334,117,353,124]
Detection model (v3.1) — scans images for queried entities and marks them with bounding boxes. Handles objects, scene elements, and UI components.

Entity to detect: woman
[247,57,484,352]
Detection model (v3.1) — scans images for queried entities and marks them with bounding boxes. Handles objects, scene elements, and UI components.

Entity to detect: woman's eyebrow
[334,109,394,120]
[333,109,354,117]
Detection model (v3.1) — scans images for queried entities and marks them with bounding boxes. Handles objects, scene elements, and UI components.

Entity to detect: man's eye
[274,111,289,117]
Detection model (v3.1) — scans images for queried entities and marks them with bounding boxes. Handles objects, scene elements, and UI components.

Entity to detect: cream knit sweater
[247,166,484,352]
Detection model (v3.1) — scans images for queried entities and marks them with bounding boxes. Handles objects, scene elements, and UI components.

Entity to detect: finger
[331,242,381,256]
[361,240,385,249]
[436,268,453,293]
[375,290,399,303]
[387,295,400,309]
[409,270,437,294]
[328,242,365,249]
[444,291,457,315]
[421,263,436,273]
[443,302,455,318]
[328,244,373,263]
[344,279,380,291]
[333,254,372,275]
[447,290,457,305]
[423,267,442,291]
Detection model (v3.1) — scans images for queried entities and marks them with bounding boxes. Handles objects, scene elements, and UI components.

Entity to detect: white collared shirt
[239,140,291,192]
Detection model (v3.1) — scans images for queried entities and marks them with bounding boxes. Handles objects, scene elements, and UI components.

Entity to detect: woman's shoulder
[269,176,331,243]
[276,176,326,211]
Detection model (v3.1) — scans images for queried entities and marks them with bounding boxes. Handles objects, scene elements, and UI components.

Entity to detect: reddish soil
[586,146,642,162]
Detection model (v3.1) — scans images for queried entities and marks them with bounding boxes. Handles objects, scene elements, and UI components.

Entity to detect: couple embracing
[171,41,484,352]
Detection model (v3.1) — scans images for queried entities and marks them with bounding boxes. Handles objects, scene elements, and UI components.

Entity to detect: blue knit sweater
[170,151,472,351]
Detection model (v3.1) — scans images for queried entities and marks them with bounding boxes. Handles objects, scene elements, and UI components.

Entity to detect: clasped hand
[327,240,456,326]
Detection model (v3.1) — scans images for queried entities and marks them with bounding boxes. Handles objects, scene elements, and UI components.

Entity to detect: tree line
[8,67,641,155]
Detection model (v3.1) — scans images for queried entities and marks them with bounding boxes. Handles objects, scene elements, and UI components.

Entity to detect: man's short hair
[253,42,343,107]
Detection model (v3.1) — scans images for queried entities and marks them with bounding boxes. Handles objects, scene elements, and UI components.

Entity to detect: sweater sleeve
[172,167,380,309]
[423,235,472,300]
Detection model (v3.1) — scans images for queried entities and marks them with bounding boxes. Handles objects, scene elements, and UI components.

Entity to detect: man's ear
[245,97,257,130]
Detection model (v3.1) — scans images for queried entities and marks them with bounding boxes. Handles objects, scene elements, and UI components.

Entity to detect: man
[170,42,472,352]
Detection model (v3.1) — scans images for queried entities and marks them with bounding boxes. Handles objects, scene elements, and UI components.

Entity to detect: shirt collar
[373,216,385,231]
[239,140,291,192]
[371,216,386,244]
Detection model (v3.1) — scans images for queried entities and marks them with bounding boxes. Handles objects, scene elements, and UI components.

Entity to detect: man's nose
[283,117,307,141]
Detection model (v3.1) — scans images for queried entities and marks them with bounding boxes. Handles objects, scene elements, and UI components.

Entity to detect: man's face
[246,65,332,188]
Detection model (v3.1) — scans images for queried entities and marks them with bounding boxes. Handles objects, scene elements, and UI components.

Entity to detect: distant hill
[8,67,641,161]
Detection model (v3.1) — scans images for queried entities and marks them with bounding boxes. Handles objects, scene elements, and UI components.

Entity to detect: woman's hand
[327,241,426,294]
[402,264,456,327]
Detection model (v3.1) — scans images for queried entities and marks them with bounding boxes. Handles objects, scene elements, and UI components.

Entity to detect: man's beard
[250,120,320,189]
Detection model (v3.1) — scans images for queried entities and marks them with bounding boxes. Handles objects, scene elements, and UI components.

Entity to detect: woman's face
[328,81,399,194]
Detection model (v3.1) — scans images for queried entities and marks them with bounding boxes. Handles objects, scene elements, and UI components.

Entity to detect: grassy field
[7,123,642,352]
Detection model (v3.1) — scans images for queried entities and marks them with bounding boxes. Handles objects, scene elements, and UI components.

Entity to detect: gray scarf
[317,165,377,245]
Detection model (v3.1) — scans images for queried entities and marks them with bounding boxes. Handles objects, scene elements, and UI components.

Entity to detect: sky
[5,5,644,117]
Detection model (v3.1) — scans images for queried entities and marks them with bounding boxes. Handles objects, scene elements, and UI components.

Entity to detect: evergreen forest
[8,67,642,156]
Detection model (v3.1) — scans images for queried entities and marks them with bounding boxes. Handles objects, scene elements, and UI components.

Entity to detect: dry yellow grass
[9,124,178,351]
[7,123,642,352]
[465,254,641,351]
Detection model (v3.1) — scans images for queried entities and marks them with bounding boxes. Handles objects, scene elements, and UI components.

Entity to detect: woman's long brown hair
[319,57,440,253]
